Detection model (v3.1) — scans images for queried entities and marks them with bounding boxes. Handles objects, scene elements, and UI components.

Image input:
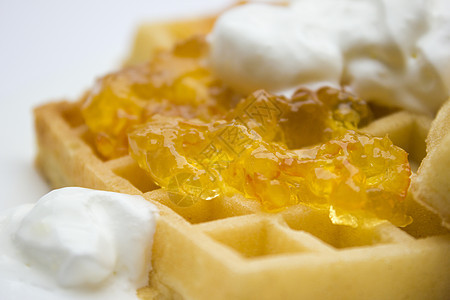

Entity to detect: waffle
[124,16,216,67]
[411,99,450,229]
[34,18,450,300]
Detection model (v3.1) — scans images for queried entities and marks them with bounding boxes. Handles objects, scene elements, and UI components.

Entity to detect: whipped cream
[0,187,158,300]
[209,0,450,114]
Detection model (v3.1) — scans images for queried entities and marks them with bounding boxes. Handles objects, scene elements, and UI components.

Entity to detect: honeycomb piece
[227,88,372,149]
[82,36,239,159]
[129,115,411,227]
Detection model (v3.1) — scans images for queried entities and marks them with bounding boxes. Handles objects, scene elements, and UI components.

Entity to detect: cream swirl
[0,187,158,300]
[209,0,450,114]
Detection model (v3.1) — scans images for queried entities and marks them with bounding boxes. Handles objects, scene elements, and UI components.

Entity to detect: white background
[0,0,233,211]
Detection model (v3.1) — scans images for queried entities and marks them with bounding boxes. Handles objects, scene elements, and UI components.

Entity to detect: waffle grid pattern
[35,101,450,299]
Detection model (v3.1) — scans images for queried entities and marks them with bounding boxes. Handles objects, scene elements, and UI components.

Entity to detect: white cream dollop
[209,0,450,114]
[0,187,158,300]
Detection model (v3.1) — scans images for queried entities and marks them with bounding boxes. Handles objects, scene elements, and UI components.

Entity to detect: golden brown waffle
[411,99,450,229]
[124,17,216,67]
[34,16,450,300]
[35,99,450,300]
